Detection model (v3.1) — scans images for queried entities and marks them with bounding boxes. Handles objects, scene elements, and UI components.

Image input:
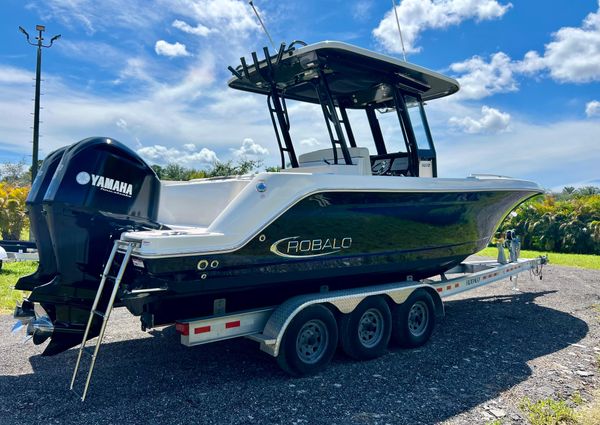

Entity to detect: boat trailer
[59,236,547,401]
[0,240,38,269]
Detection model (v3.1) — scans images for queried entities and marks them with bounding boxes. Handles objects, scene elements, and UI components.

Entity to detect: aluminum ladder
[70,240,135,401]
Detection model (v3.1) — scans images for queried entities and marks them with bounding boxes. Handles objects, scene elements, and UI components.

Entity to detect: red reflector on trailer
[446,285,452,290]
[436,287,443,293]
[455,283,459,288]
[226,320,241,329]
[175,322,189,336]
[195,325,211,334]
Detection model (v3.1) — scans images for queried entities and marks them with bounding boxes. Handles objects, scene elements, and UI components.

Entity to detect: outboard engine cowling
[16,146,67,291]
[26,137,162,355]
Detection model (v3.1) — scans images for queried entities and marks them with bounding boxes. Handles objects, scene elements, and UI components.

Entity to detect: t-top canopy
[227,41,459,108]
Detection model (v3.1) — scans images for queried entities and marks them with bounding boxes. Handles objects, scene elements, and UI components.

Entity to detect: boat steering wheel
[371,160,392,175]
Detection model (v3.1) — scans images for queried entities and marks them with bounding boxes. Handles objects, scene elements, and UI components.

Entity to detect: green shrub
[500,191,600,255]
[0,183,29,240]
[519,397,576,425]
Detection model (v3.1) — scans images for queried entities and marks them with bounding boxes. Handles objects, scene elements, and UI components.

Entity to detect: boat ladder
[70,240,136,401]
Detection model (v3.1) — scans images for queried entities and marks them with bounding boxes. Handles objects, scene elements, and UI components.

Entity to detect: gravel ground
[1,260,599,425]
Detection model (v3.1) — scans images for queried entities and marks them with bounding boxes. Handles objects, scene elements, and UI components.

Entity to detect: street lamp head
[36,25,46,32]
[50,34,61,43]
[19,26,30,38]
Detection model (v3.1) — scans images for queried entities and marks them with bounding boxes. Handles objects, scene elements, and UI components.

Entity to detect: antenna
[391,0,407,61]
[248,1,276,50]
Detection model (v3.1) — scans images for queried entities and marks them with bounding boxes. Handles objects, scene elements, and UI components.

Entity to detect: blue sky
[1,0,599,189]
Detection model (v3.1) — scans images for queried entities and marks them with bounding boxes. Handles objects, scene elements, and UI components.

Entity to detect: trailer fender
[258,282,442,357]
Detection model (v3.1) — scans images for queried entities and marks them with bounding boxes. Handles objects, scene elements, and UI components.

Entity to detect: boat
[14,41,542,356]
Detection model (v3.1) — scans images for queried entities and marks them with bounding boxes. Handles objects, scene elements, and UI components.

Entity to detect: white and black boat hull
[121,189,538,327]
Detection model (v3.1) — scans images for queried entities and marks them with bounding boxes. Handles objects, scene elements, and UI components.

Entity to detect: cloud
[173,19,214,36]
[137,144,218,166]
[115,118,128,130]
[449,52,518,100]
[373,0,512,53]
[114,57,157,84]
[0,66,34,84]
[436,118,600,188]
[449,106,511,133]
[447,2,600,99]
[299,137,321,147]
[231,138,269,157]
[170,0,260,36]
[40,0,162,34]
[586,100,600,118]
[352,0,374,21]
[522,3,600,83]
[155,40,190,57]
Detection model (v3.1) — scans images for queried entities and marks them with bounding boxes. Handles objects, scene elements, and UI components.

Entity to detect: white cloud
[173,19,214,36]
[449,106,511,133]
[352,0,374,21]
[447,2,600,99]
[373,0,512,54]
[436,118,600,188]
[137,144,218,166]
[449,52,518,100]
[586,100,600,118]
[529,3,600,83]
[155,40,190,57]
[170,0,260,36]
[40,0,162,34]
[115,118,128,130]
[0,66,34,84]
[231,138,269,157]
[509,2,600,83]
[115,57,156,84]
[299,137,321,147]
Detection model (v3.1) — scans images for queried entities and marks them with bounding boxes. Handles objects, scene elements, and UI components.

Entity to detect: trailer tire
[391,289,435,348]
[339,296,391,360]
[276,304,338,377]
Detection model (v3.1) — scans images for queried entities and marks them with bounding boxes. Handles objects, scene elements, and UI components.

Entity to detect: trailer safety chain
[529,257,545,280]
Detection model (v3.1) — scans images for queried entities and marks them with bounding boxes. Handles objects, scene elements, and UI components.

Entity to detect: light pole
[18,25,61,183]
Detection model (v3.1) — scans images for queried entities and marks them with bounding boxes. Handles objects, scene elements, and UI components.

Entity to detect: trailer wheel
[339,296,391,360]
[391,289,435,348]
[277,304,338,376]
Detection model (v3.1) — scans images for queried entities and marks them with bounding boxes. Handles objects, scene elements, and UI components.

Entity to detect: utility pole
[18,25,61,183]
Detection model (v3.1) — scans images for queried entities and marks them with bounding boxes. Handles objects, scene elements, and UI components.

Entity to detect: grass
[0,261,36,313]
[577,392,600,425]
[520,397,576,425]
[519,393,600,425]
[477,247,600,270]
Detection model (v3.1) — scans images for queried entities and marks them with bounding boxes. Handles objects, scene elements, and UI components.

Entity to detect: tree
[206,159,262,177]
[152,159,263,181]
[150,164,164,179]
[499,192,600,254]
[576,186,600,196]
[0,161,29,187]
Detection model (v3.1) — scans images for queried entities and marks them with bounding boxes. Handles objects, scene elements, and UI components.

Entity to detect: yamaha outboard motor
[24,137,162,355]
[16,146,68,291]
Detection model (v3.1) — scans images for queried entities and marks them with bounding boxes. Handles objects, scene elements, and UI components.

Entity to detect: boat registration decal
[269,236,352,259]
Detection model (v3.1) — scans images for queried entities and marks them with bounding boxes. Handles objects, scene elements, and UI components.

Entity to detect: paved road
[1,261,599,425]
